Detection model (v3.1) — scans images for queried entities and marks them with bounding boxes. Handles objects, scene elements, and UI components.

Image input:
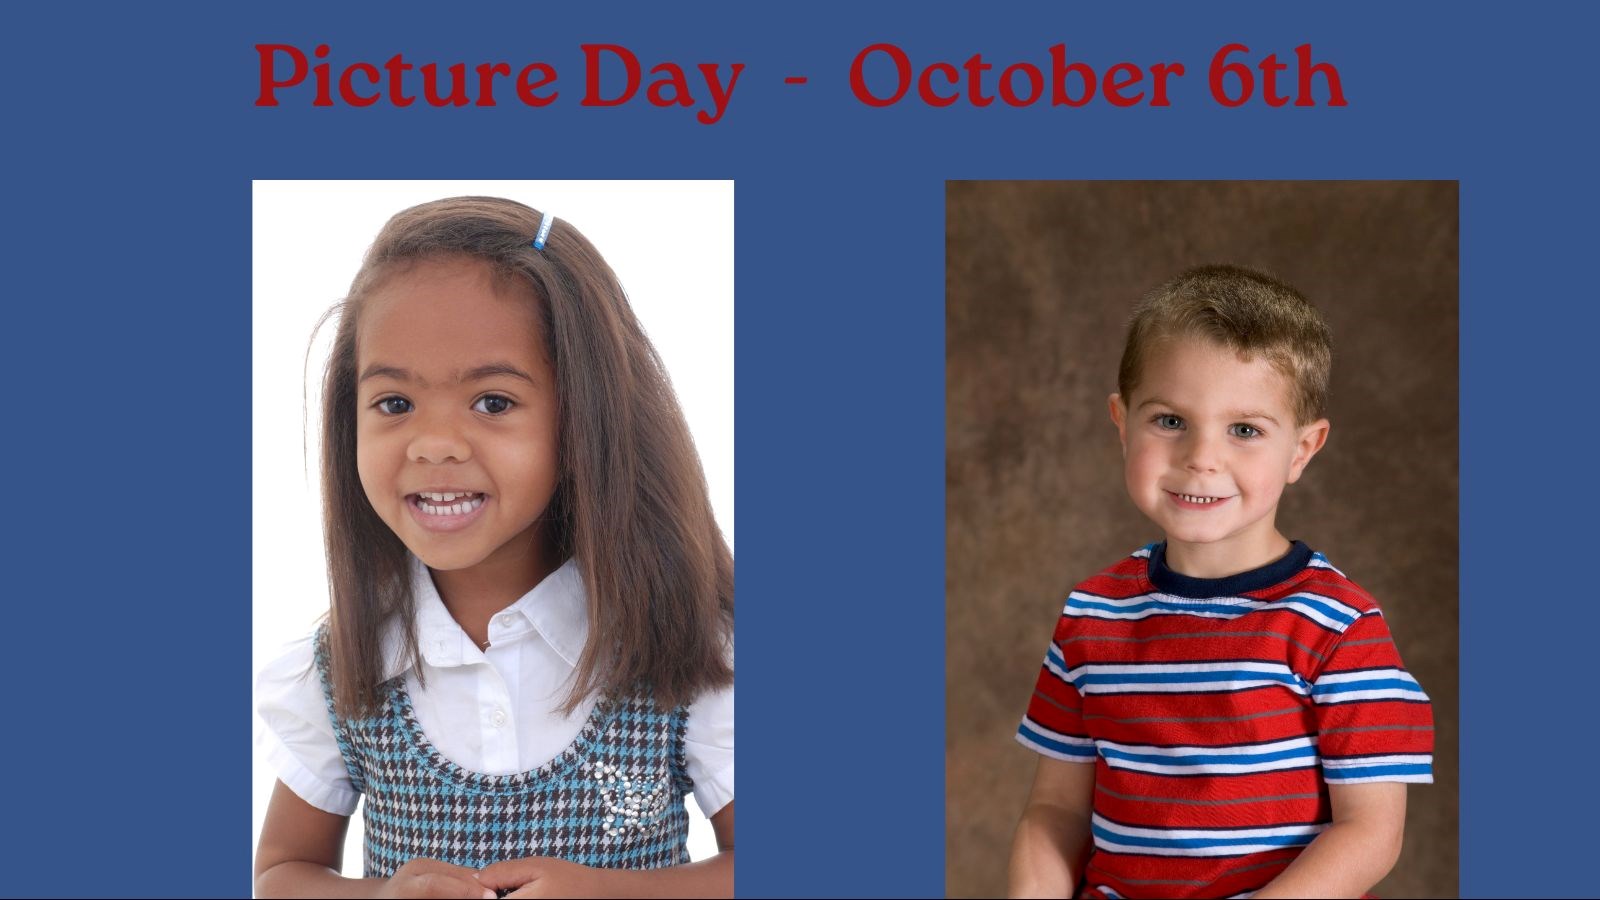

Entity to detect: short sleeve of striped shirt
[1017,634,1096,764]
[1311,611,1435,785]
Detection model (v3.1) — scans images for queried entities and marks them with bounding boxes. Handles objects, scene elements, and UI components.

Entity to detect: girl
[254,196,734,899]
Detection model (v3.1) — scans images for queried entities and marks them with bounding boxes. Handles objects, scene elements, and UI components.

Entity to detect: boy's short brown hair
[1117,264,1333,425]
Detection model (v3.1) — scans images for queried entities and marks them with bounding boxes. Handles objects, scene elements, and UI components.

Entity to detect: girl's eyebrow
[358,362,538,386]
[461,362,538,384]
[359,364,412,384]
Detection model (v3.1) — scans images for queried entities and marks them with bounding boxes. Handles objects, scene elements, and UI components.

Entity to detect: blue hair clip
[532,212,554,251]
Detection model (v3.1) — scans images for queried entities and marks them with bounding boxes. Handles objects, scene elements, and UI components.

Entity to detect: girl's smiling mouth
[406,491,490,531]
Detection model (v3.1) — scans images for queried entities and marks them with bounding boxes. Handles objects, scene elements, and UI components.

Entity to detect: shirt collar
[380,556,589,679]
[1147,539,1313,599]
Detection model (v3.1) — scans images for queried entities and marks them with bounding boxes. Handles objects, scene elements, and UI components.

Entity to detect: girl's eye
[1230,423,1262,439]
[1153,414,1183,430]
[473,395,515,415]
[376,397,412,415]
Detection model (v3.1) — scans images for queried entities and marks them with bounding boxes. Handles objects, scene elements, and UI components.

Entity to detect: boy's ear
[1108,393,1129,454]
[1287,418,1331,484]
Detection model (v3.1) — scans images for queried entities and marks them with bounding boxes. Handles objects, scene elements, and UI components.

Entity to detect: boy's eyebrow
[358,362,539,387]
[1135,397,1281,425]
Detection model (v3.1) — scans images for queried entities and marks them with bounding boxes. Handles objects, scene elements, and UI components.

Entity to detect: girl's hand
[377,858,496,899]
[474,857,604,899]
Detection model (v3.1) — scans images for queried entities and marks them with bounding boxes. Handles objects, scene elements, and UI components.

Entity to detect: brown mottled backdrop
[945,182,1457,898]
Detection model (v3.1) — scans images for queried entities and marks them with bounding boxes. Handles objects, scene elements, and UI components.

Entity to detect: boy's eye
[1153,414,1183,430]
[1230,423,1262,439]
[473,395,515,415]
[376,397,412,415]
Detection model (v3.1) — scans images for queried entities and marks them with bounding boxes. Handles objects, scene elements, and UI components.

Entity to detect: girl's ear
[1287,418,1331,484]
[1108,393,1129,455]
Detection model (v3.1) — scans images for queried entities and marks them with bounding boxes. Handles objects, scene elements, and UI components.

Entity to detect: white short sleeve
[684,681,734,817]
[254,634,362,816]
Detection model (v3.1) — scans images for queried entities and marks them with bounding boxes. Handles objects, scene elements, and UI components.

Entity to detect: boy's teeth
[1180,493,1220,504]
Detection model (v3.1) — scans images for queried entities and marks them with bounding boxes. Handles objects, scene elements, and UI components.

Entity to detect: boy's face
[1109,338,1329,575]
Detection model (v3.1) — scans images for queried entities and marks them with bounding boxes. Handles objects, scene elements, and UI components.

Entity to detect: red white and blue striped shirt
[1017,542,1433,899]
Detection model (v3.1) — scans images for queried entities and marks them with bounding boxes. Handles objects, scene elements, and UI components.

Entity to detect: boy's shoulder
[1065,543,1160,599]
[1286,548,1385,616]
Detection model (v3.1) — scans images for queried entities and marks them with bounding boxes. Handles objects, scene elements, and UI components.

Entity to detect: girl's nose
[407,414,472,464]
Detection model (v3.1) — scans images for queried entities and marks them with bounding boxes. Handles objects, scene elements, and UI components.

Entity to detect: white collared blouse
[255,558,734,819]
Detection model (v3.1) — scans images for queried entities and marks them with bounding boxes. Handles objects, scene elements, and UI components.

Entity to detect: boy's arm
[1008,757,1096,899]
[1249,782,1406,900]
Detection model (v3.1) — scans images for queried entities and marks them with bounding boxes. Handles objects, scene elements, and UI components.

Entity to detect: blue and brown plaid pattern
[314,631,693,876]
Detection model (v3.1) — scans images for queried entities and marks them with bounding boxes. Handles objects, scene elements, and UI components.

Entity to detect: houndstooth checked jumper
[314,630,693,876]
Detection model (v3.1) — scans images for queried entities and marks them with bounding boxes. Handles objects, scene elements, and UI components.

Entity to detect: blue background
[4,2,1591,897]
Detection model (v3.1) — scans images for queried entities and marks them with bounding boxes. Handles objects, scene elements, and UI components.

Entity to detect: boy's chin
[1145,512,1228,543]
[1158,521,1288,561]
[1162,530,1236,549]
[1151,513,1247,548]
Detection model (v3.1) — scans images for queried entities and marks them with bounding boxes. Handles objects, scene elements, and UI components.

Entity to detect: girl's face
[355,256,561,581]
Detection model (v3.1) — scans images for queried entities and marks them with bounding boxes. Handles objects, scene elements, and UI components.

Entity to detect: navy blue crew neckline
[1147,540,1313,598]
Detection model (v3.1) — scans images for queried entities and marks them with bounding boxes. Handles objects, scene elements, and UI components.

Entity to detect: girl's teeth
[416,494,485,516]
[1180,493,1220,504]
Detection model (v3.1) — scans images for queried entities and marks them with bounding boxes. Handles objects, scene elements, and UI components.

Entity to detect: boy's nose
[1182,433,1222,473]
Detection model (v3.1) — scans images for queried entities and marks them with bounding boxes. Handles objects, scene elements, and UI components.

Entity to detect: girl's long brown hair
[320,196,733,717]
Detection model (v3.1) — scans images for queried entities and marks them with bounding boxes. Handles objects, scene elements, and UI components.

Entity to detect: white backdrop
[251,180,734,881]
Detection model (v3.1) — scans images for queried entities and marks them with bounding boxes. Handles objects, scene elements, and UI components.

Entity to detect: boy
[1009,266,1433,899]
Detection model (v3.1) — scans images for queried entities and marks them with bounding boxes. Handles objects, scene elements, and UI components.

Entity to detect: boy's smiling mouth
[1165,490,1233,508]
